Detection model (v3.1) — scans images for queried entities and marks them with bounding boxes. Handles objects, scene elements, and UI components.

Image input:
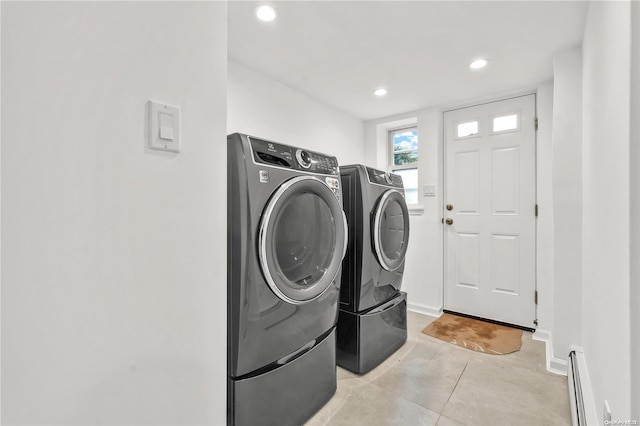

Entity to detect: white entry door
[443,95,536,329]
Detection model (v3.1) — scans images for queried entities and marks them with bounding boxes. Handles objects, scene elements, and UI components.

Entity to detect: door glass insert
[493,114,519,132]
[374,190,410,271]
[273,193,335,286]
[259,176,347,304]
[380,199,407,261]
[457,121,479,138]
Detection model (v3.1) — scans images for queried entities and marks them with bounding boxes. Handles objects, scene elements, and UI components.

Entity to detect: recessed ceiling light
[374,88,388,96]
[470,59,488,69]
[255,5,277,22]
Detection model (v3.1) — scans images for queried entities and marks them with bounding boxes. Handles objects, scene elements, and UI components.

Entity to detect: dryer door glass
[259,176,347,304]
[373,190,410,271]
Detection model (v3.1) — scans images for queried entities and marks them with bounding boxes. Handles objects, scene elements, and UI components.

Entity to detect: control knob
[384,172,393,185]
[296,149,312,169]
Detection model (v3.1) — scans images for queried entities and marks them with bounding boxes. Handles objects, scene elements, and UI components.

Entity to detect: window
[389,127,418,204]
[492,113,519,132]
[457,121,479,138]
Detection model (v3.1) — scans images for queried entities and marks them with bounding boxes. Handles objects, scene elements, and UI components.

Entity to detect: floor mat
[421,313,522,355]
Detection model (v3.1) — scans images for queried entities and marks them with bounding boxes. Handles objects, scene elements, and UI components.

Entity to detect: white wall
[582,0,632,421]
[534,80,555,345]
[631,1,640,418]
[364,109,443,316]
[550,47,583,369]
[227,60,364,165]
[1,3,228,424]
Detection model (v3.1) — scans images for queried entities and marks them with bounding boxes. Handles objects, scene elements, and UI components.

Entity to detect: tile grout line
[361,341,418,385]
[431,342,447,361]
[361,342,446,421]
[439,361,469,425]
[364,378,444,421]
[427,341,449,413]
[318,376,366,426]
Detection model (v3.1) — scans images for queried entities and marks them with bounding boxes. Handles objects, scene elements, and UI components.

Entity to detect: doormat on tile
[421,313,522,355]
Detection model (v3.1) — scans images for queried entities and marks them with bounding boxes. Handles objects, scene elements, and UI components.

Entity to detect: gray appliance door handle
[364,293,405,316]
[341,210,348,260]
[277,339,316,365]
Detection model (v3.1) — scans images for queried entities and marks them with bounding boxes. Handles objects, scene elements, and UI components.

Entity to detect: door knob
[445,218,454,225]
[446,204,454,211]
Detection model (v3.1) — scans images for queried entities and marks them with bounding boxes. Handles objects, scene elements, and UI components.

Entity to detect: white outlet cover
[424,184,436,197]
[149,100,180,153]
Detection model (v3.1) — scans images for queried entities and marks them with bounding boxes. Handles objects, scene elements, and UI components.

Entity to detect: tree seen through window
[389,127,418,204]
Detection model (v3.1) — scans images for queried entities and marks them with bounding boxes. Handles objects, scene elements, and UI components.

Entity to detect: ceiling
[228,1,587,121]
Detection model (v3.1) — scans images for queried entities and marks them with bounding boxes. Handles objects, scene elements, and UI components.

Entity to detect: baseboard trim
[549,357,569,375]
[532,329,568,376]
[407,302,442,318]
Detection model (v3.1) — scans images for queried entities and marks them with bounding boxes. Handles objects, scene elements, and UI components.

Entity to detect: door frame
[441,93,538,327]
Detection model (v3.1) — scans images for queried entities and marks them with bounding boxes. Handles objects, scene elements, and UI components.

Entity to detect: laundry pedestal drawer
[336,291,407,374]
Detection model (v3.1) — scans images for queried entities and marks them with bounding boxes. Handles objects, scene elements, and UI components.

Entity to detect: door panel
[491,146,520,214]
[456,233,480,288]
[490,234,520,295]
[455,151,480,214]
[444,94,536,328]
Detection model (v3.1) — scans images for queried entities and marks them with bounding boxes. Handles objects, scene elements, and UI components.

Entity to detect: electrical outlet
[423,184,436,197]
[604,400,612,424]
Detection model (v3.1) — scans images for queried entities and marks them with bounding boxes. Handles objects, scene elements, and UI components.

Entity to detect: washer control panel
[325,176,341,202]
[250,137,339,175]
[295,149,312,169]
[366,167,404,188]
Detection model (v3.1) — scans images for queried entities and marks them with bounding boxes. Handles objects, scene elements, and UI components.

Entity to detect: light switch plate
[149,100,180,153]
[424,184,436,197]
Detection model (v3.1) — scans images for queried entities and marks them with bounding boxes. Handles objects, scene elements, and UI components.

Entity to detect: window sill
[407,204,424,216]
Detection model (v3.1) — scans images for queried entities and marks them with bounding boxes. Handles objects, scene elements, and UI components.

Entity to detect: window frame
[388,126,419,171]
[388,126,419,206]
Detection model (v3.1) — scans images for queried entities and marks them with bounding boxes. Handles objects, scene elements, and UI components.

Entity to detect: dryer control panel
[365,167,404,188]
[250,137,339,175]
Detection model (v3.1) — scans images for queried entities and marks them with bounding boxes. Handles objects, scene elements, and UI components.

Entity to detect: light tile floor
[306,311,571,426]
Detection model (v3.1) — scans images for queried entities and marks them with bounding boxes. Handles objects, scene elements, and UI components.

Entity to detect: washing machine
[336,164,410,374]
[227,133,347,426]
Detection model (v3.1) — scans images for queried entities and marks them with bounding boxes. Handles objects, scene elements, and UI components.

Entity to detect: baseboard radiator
[568,349,598,426]
[568,351,586,425]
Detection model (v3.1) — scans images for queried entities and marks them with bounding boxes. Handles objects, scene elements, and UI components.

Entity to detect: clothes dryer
[337,164,410,374]
[227,133,347,426]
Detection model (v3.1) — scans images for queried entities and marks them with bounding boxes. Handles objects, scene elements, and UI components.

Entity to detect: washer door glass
[259,176,347,304]
[373,189,410,271]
